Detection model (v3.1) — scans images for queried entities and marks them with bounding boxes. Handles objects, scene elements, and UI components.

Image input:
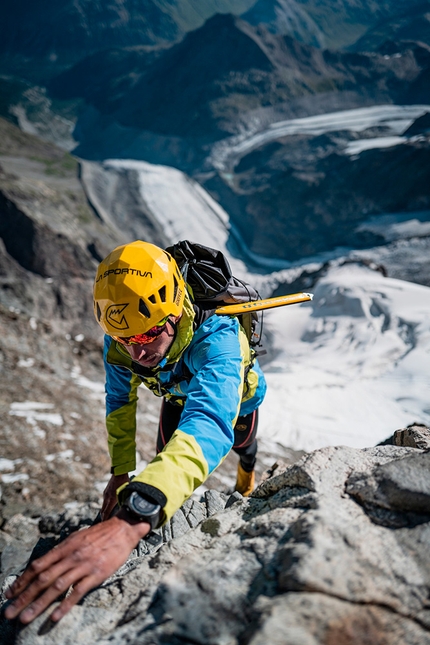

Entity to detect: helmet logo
[106,303,130,331]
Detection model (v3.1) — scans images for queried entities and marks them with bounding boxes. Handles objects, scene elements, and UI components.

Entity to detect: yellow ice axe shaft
[215,292,313,315]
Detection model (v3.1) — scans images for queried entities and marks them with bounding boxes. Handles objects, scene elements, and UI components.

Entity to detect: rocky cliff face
[1,427,429,645]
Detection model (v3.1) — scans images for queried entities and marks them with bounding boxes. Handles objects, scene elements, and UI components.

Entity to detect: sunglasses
[112,316,170,346]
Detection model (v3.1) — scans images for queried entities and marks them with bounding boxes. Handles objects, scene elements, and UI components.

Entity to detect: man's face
[121,315,180,368]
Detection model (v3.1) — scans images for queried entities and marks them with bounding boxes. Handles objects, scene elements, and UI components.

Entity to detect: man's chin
[137,355,161,367]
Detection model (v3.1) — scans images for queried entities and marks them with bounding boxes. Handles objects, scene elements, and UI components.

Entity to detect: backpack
[165,240,263,349]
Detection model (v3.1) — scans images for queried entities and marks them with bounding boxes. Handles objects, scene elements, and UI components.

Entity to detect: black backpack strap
[192,303,215,331]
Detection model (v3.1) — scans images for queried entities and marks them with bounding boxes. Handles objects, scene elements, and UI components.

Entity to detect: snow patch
[70,364,105,401]
[1,473,29,484]
[357,211,430,242]
[345,136,406,155]
[45,449,74,462]
[0,458,23,472]
[9,402,63,426]
[104,159,246,271]
[17,358,35,368]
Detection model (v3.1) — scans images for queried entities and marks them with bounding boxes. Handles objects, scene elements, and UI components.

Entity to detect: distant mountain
[351,2,430,52]
[242,0,430,50]
[241,0,326,47]
[0,0,255,73]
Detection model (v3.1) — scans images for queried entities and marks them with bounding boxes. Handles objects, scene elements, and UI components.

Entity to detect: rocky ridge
[1,425,429,644]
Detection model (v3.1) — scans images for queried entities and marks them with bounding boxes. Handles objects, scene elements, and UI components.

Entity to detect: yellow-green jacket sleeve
[104,335,140,475]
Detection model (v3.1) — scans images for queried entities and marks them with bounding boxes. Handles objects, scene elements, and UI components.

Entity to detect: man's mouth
[136,353,161,367]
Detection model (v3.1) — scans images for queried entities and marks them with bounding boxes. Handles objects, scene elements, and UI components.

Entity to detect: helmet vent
[173,276,178,302]
[96,302,102,322]
[158,286,166,302]
[148,294,156,304]
[138,298,151,318]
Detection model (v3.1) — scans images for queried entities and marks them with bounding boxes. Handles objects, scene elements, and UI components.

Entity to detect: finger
[5,547,65,601]
[15,565,89,625]
[4,556,80,620]
[50,573,101,622]
[4,528,94,612]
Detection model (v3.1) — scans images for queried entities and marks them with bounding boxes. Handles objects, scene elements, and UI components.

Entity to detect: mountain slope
[0,118,120,517]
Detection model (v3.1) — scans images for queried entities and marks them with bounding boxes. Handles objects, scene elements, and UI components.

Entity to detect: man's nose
[127,344,147,360]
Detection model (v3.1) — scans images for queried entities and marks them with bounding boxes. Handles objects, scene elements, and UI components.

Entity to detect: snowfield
[259,263,430,450]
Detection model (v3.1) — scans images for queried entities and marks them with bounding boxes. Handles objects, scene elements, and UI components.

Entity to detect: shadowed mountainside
[202,126,430,261]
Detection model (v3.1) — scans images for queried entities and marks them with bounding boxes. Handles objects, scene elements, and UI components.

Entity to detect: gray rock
[249,593,430,645]
[347,451,430,515]
[0,515,41,585]
[394,423,430,450]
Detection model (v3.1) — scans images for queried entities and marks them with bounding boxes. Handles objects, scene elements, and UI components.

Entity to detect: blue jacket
[104,292,267,521]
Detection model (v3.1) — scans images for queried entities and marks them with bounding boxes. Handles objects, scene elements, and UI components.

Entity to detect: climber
[4,240,266,624]
[98,241,266,524]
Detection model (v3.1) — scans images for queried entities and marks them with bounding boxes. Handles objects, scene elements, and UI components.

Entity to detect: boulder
[393,423,430,450]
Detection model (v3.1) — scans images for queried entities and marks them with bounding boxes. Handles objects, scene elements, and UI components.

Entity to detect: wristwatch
[122,491,162,529]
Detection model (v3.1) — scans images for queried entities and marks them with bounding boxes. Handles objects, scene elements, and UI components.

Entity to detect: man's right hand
[101,473,130,521]
[4,509,151,624]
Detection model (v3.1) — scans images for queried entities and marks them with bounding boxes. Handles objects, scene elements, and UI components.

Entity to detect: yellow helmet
[93,241,185,336]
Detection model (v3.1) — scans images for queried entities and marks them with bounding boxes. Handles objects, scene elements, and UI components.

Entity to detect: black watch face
[130,493,158,515]
[130,493,159,515]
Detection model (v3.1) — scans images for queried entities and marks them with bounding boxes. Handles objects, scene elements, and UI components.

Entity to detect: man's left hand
[4,510,150,624]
